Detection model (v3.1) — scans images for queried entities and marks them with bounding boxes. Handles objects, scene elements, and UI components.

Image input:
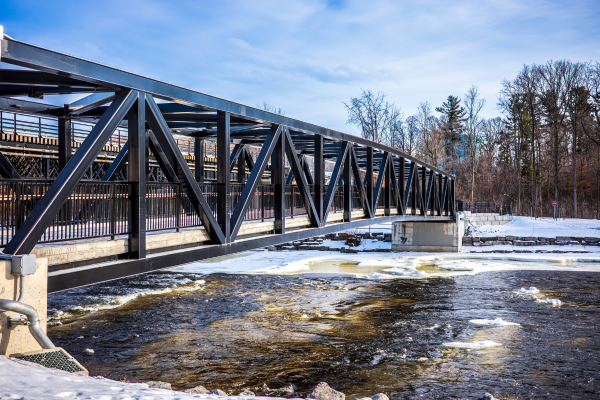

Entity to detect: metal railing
[457,201,511,215]
[0,180,354,247]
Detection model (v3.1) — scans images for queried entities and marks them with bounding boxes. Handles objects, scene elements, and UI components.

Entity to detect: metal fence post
[290,185,296,218]
[261,185,265,222]
[110,182,116,240]
[175,184,181,232]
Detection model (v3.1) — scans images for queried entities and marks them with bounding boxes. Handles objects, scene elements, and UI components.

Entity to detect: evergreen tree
[436,96,466,162]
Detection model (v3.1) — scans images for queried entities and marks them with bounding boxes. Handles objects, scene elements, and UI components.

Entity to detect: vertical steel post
[237,147,246,183]
[314,134,324,225]
[271,125,284,234]
[411,162,417,215]
[384,154,390,216]
[194,138,204,182]
[110,182,116,240]
[175,183,181,232]
[127,92,147,259]
[217,111,230,242]
[58,115,72,170]
[366,147,373,216]
[399,157,405,213]
[343,148,351,222]
[291,185,294,218]
[421,166,427,216]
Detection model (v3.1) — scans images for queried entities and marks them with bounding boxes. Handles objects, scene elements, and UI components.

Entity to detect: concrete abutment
[391,216,463,252]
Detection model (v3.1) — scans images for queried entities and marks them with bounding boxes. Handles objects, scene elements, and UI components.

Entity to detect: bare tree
[259,102,285,115]
[344,90,402,144]
[464,86,486,202]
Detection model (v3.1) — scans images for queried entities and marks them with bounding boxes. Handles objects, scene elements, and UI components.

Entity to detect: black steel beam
[146,94,225,244]
[301,155,314,185]
[229,143,243,171]
[271,125,285,234]
[384,152,390,216]
[237,147,246,184]
[101,141,128,181]
[128,92,147,259]
[314,134,324,224]
[148,131,179,183]
[343,146,351,222]
[284,128,319,227]
[4,89,137,255]
[194,138,204,182]
[322,141,349,224]
[57,115,72,170]
[230,126,282,241]
[217,111,231,243]
[366,147,373,213]
[373,152,389,210]
[0,150,20,179]
[68,92,116,116]
[349,146,372,219]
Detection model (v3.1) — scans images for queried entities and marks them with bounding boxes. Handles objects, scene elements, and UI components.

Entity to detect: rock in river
[308,382,345,400]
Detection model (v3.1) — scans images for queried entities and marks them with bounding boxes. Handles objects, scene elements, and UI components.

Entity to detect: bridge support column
[391,217,463,252]
[128,93,147,259]
[0,257,48,356]
[194,138,204,182]
[57,115,72,170]
[217,111,231,242]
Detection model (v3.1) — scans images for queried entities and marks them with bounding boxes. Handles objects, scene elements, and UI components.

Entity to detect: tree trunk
[572,127,577,218]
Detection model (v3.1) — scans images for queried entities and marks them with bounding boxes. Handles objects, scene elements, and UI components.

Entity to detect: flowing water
[47,262,600,399]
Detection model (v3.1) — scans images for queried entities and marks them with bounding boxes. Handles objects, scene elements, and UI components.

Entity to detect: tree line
[345,60,600,219]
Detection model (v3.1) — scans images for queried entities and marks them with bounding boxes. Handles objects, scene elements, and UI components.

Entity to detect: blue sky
[1,0,599,135]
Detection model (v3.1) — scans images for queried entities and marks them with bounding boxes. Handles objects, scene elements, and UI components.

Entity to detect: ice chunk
[536,298,562,306]
[517,287,539,295]
[469,318,520,326]
[442,340,501,349]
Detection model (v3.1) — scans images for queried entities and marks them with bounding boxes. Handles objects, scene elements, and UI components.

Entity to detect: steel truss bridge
[0,33,456,292]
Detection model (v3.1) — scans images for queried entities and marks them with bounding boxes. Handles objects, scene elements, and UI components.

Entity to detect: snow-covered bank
[469,216,600,238]
[0,356,286,400]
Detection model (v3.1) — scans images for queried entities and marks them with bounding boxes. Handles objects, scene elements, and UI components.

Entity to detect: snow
[0,356,290,400]
[442,340,502,349]
[469,216,600,238]
[469,318,520,326]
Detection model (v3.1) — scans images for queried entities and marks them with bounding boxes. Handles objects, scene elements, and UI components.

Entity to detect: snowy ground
[469,216,600,238]
[0,356,287,400]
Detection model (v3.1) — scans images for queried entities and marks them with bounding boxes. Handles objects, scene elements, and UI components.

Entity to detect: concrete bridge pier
[391,216,463,252]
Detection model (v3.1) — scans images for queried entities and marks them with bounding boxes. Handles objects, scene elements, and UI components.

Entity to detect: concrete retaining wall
[461,211,513,226]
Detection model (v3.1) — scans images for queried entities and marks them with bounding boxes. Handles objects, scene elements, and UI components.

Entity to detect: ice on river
[469,318,520,326]
[517,287,540,295]
[536,298,563,306]
[442,340,502,349]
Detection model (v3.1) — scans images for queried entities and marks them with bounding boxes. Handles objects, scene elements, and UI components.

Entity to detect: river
[47,260,600,399]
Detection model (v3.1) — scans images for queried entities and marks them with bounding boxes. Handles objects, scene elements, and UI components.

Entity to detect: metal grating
[12,348,88,375]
